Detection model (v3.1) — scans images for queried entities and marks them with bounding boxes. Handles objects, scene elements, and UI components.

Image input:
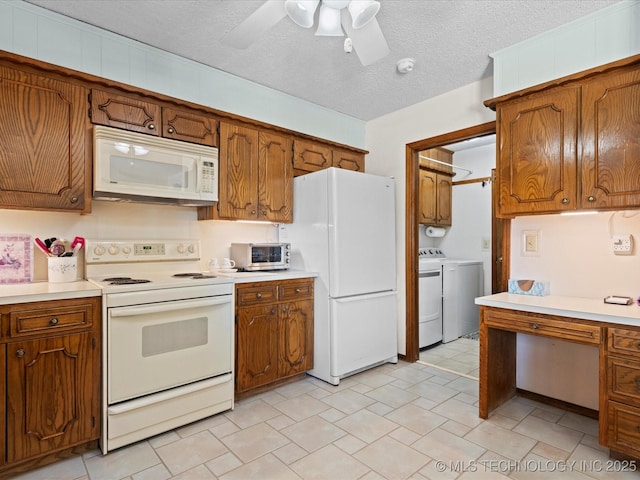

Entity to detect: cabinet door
[0,66,89,212]
[162,106,218,146]
[236,305,279,392]
[497,86,579,215]
[581,66,640,209]
[90,88,161,135]
[418,169,437,225]
[218,123,259,219]
[259,131,293,223]
[333,149,365,172]
[293,139,332,174]
[437,174,452,226]
[279,300,314,378]
[6,333,98,463]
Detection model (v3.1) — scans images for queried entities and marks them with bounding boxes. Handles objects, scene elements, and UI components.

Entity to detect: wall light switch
[481,237,490,251]
[522,230,539,256]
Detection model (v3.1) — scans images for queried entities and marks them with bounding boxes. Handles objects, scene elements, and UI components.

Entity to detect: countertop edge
[214,270,319,284]
[0,281,102,305]
[476,292,640,326]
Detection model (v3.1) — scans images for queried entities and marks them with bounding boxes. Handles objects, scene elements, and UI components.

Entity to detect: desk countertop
[0,281,102,305]
[476,292,640,327]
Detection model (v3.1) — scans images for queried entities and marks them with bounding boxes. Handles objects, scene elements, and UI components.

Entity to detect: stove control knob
[108,245,120,256]
[177,244,186,254]
[122,246,132,255]
[188,244,196,254]
[93,245,106,256]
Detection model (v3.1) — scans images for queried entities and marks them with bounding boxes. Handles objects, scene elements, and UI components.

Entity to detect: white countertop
[0,280,102,305]
[213,269,318,283]
[476,292,640,327]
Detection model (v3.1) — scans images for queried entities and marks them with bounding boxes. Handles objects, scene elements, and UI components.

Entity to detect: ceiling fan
[222,0,390,66]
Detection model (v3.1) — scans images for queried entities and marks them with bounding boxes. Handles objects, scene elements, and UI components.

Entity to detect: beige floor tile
[510,453,593,480]
[321,388,376,414]
[385,403,447,435]
[209,419,241,438]
[366,383,420,408]
[354,436,430,479]
[84,442,160,480]
[464,422,537,461]
[176,414,228,437]
[275,379,319,398]
[531,407,564,423]
[389,426,423,445]
[439,419,473,437]
[568,444,640,480]
[147,430,180,449]
[291,444,369,480]
[273,443,308,465]
[281,416,347,452]
[220,422,289,463]
[367,401,395,416]
[224,399,281,428]
[349,382,374,394]
[407,379,458,404]
[335,409,399,443]
[12,456,87,480]
[435,358,478,375]
[558,411,599,437]
[205,451,242,477]
[388,365,434,384]
[273,394,330,421]
[266,414,297,430]
[170,464,217,480]
[413,428,486,464]
[131,463,171,480]
[356,371,397,388]
[220,454,300,480]
[318,407,347,423]
[333,434,367,455]
[432,398,483,428]
[155,430,228,475]
[493,397,537,421]
[445,376,478,397]
[513,415,584,453]
[531,441,571,461]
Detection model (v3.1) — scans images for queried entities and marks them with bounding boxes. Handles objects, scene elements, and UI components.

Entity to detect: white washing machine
[442,258,484,343]
[418,248,443,348]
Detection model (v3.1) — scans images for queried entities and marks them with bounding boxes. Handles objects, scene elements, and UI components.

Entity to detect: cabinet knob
[148,123,156,130]
[256,293,262,299]
[271,308,276,314]
[70,196,78,203]
[251,210,257,215]
[167,127,175,134]
[561,198,569,205]
[49,317,59,326]
[16,349,25,358]
[587,195,595,202]
[295,288,301,294]
[530,323,540,329]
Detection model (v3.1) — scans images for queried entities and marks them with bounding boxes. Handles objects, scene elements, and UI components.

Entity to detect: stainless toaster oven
[230,243,290,271]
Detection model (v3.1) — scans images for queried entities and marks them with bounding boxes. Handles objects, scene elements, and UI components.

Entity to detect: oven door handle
[109,296,232,317]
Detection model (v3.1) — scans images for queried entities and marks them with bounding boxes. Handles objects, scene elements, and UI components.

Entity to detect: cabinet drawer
[482,309,601,344]
[609,328,640,357]
[236,285,278,307]
[608,356,640,406]
[607,401,640,456]
[9,304,93,337]
[279,279,313,302]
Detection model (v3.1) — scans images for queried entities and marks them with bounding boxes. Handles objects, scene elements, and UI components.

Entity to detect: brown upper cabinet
[486,55,640,217]
[418,147,453,226]
[293,139,365,176]
[209,123,293,222]
[0,63,90,213]
[90,88,218,147]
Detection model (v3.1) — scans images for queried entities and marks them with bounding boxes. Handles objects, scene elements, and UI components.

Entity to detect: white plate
[217,268,238,273]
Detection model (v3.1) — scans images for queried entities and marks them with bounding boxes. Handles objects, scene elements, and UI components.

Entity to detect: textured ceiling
[25,0,620,121]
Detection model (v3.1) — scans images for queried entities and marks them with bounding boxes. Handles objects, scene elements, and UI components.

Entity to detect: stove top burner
[104,277,152,285]
[172,273,217,280]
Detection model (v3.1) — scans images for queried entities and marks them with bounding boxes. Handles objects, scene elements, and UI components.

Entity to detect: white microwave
[93,125,218,206]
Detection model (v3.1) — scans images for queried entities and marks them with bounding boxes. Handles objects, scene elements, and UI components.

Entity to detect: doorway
[404,121,509,363]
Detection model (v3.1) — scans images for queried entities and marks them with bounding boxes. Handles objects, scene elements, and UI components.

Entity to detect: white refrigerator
[282,167,398,385]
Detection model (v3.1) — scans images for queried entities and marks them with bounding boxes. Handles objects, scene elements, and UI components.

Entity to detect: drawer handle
[256,293,262,299]
[148,123,156,130]
[49,317,59,326]
[295,288,301,294]
[16,349,25,358]
[167,127,175,134]
[561,198,569,205]
[587,195,595,202]
[271,309,276,314]
[530,323,540,329]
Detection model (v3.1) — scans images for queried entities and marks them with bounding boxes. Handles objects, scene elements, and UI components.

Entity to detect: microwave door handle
[194,158,202,193]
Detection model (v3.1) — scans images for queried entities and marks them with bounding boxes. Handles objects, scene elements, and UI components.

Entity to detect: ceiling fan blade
[342,14,390,66]
[222,0,287,49]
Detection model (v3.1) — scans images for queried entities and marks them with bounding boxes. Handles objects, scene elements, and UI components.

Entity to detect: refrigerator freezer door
[328,168,396,298]
[328,291,398,378]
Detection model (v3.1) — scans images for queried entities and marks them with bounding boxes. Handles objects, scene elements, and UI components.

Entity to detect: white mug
[221,258,235,269]
[208,258,219,271]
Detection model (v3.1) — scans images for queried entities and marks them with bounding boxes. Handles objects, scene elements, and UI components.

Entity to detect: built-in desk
[476,293,640,459]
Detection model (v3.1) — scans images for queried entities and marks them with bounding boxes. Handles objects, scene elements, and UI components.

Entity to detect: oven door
[108,295,233,404]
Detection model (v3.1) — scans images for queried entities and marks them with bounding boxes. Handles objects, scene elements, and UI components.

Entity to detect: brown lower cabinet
[0,296,101,473]
[235,278,314,396]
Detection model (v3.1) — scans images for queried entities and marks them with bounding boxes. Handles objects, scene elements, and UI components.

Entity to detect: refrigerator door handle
[333,291,396,303]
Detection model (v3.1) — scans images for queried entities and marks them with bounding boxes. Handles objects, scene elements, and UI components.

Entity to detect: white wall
[365,77,496,356]
[0,0,365,148]
[422,143,496,295]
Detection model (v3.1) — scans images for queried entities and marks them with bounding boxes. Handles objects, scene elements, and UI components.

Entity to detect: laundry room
[417,136,495,373]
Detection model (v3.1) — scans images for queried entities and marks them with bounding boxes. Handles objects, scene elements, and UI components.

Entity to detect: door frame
[404,121,502,362]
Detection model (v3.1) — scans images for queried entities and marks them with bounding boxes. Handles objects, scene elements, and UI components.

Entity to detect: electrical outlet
[612,234,634,255]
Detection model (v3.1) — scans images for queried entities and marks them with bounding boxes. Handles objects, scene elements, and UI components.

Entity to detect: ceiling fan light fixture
[316,4,344,36]
[348,0,381,29]
[284,0,320,28]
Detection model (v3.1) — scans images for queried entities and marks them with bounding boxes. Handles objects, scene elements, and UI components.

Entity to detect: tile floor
[418,338,480,379]
[13,354,637,480]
